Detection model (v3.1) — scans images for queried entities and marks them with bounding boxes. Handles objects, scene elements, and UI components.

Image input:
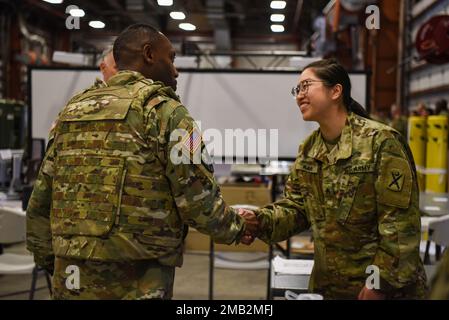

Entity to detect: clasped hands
[237,208,260,245]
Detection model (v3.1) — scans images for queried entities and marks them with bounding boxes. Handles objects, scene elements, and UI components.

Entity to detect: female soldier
[251,59,427,299]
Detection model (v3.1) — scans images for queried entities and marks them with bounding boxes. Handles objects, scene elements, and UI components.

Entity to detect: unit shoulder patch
[376,154,412,208]
[387,169,405,192]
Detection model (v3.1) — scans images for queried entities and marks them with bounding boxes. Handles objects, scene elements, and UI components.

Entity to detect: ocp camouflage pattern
[256,113,427,299]
[26,71,245,299]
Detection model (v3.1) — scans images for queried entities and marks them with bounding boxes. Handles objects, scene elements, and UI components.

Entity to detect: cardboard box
[219,183,272,207]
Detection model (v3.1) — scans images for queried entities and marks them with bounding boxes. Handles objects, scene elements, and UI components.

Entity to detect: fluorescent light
[270,14,285,22]
[174,56,197,68]
[43,0,63,3]
[179,23,196,31]
[69,8,85,17]
[433,197,449,202]
[270,1,286,9]
[170,11,186,20]
[89,21,105,29]
[289,57,322,68]
[52,51,90,66]
[157,0,173,6]
[271,24,285,32]
[424,206,441,211]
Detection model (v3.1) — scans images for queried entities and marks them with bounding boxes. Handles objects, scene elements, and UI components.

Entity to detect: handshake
[237,208,260,245]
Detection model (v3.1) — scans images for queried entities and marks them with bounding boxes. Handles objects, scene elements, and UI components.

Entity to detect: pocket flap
[337,175,361,224]
[60,98,132,122]
[51,155,126,237]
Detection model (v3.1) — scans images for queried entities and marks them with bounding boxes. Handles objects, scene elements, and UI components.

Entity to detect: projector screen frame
[28,66,370,162]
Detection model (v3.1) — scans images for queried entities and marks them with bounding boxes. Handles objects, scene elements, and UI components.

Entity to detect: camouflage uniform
[26,71,245,299]
[429,249,449,299]
[257,113,427,299]
[369,113,388,125]
[48,78,107,135]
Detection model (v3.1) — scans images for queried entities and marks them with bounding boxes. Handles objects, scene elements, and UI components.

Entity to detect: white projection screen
[30,67,368,160]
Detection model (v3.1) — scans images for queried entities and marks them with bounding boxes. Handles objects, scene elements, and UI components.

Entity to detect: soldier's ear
[99,61,106,73]
[143,43,155,65]
[331,84,343,101]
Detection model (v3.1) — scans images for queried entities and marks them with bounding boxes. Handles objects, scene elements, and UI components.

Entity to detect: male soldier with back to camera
[26,24,258,300]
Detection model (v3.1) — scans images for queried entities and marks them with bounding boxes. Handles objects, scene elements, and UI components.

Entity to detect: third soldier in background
[389,103,408,139]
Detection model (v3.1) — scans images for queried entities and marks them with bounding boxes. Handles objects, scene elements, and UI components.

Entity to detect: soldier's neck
[318,107,347,142]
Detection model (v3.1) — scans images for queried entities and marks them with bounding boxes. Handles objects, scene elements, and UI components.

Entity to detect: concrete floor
[0,243,268,300]
[1,242,442,300]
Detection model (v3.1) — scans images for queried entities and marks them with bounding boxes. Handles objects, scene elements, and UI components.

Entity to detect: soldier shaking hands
[240,59,427,300]
[26,24,259,300]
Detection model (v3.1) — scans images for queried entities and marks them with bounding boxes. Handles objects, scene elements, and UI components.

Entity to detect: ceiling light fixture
[170,11,186,20]
[271,24,285,32]
[270,1,286,9]
[157,0,173,6]
[179,23,196,31]
[270,14,285,22]
[89,21,105,29]
[69,8,85,17]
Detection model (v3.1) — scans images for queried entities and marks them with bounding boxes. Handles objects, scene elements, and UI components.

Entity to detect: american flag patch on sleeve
[181,125,202,156]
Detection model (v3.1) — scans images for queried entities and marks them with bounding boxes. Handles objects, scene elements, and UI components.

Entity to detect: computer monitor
[31,138,45,161]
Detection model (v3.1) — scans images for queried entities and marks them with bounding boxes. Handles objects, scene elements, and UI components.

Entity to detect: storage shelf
[408,84,449,98]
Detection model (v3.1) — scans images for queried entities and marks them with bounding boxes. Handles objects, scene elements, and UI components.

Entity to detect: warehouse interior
[1,0,449,301]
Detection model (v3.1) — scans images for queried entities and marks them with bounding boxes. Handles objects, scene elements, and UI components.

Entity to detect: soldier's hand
[240,232,255,245]
[237,208,259,245]
[238,208,259,234]
[357,286,386,300]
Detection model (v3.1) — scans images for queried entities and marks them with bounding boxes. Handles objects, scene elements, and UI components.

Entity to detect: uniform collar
[106,70,180,101]
[93,78,107,88]
[158,86,180,102]
[306,113,353,164]
[106,70,148,86]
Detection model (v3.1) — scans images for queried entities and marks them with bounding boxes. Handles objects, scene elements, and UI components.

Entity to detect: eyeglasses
[291,80,324,97]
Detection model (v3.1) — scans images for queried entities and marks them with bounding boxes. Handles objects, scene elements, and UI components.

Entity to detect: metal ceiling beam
[293,0,304,32]
[206,0,231,51]
[187,50,308,57]
[24,0,66,19]
[106,0,159,27]
[168,33,302,46]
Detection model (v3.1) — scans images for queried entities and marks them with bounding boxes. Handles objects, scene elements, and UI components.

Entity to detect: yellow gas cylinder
[408,116,427,191]
[425,115,448,193]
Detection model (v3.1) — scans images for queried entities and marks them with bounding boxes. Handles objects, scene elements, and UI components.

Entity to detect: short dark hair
[113,24,160,69]
[304,58,369,118]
